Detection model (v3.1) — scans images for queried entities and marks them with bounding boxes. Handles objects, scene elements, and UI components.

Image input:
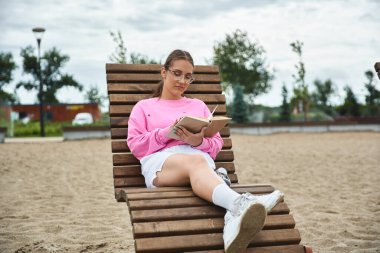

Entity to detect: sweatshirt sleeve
[191,102,224,160]
[193,134,223,160]
[127,102,172,160]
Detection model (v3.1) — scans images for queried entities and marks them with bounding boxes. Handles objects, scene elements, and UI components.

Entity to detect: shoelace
[216,171,231,185]
[232,193,253,216]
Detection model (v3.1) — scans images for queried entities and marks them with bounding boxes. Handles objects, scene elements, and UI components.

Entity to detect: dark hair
[152,49,194,98]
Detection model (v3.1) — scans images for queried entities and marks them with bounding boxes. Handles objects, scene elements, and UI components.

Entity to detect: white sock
[212,183,240,212]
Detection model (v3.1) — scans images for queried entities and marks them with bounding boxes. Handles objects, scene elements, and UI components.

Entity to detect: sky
[1,0,379,111]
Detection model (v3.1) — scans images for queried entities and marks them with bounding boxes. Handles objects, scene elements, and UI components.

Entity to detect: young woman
[127,49,284,253]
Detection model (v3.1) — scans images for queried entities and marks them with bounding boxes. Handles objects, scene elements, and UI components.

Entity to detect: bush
[2,112,111,137]
[13,121,63,137]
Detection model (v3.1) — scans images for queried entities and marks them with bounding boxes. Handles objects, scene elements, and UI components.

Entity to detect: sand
[0,132,379,253]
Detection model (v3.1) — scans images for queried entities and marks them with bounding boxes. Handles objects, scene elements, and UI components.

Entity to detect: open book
[166,106,231,140]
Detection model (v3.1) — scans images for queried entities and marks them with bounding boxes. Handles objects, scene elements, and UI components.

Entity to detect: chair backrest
[106,64,238,201]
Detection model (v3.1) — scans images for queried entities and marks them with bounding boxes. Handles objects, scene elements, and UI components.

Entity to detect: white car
[72,113,94,125]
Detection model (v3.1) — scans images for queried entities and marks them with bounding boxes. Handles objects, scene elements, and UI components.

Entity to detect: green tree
[130,52,158,64]
[0,52,17,104]
[85,85,106,107]
[339,86,360,117]
[311,79,336,116]
[363,70,380,116]
[212,29,273,102]
[231,84,248,123]
[109,30,158,64]
[279,84,291,122]
[109,31,127,64]
[16,46,82,103]
[290,40,310,121]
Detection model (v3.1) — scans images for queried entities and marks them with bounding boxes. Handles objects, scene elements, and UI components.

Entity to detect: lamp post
[32,27,46,137]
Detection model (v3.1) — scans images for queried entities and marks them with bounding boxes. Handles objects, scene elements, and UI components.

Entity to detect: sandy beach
[0,132,379,253]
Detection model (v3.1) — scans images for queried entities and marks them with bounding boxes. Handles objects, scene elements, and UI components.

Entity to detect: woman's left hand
[174,126,206,147]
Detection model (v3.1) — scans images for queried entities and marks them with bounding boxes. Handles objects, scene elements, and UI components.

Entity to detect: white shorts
[140,145,216,188]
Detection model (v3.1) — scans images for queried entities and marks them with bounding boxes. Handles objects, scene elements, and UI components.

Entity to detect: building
[1,103,101,123]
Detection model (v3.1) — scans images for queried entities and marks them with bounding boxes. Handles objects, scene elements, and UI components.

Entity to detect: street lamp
[32,27,46,137]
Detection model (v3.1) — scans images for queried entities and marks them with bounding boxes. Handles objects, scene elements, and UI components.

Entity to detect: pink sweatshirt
[127,97,224,160]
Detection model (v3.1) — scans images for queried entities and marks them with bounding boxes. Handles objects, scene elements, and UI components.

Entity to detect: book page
[208,105,218,121]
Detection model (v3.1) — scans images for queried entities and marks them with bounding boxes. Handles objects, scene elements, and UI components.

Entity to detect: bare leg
[153,154,223,202]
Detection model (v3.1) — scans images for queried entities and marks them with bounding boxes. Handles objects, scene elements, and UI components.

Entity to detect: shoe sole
[225,203,266,253]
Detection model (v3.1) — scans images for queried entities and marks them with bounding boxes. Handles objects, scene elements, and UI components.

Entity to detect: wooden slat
[111,127,230,139]
[106,64,161,73]
[114,174,238,188]
[109,103,226,116]
[374,62,380,72]
[111,137,231,153]
[109,104,135,116]
[129,196,210,210]
[115,184,273,202]
[111,128,127,139]
[106,64,219,74]
[114,177,144,188]
[114,177,145,187]
[134,229,301,253]
[115,184,272,202]
[110,115,229,128]
[130,203,289,223]
[109,94,226,105]
[126,185,276,201]
[107,83,223,94]
[250,229,301,247]
[133,215,295,238]
[190,244,307,253]
[129,205,275,223]
[113,161,235,179]
[113,150,234,166]
[128,192,281,211]
[107,73,220,83]
[113,165,141,177]
[122,184,272,195]
[375,62,380,80]
[111,141,129,153]
[113,153,139,166]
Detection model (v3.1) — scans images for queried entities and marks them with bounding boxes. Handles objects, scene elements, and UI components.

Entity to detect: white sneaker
[223,194,267,253]
[246,190,284,213]
[215,167,231,186]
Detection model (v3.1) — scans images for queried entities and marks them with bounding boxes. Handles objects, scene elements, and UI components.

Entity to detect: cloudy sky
[1,0,379,109]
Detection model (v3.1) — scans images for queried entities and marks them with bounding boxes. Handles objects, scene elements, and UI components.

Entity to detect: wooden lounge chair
[106,63,312,253]
[375,62,380,80]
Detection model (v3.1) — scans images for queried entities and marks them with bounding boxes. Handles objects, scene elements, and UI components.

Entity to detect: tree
[339,86,360,117]
[0,52,17,104]
[279,84,291,122]
[85,85,106,107]
[130,52,158,64]
[290,40,310,121]
[212,29,273,102]
[311,79,336,116]
[363,70,380,116]
[231,84,248,123]
[16,46,82,103]
[109,30,158,64]
[109,31,127,64]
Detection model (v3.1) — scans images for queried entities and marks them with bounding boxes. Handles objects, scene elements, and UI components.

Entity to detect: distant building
[1,103,101,123]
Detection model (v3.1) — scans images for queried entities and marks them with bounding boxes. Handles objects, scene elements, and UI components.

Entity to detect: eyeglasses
[167,69,195,84]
